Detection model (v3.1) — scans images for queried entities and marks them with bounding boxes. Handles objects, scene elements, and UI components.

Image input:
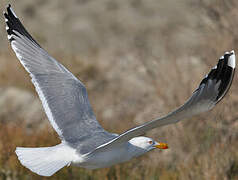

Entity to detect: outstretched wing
[92,50,235,153]
[3,5,113,145]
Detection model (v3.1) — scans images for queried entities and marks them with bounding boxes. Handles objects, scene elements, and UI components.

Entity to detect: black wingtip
[216,50,236,102]
[3,4,41,46]
[198,50,236,103]
[3,4,16,42]
[6,4,11,15]
[4,4,11,12]
[7,4,11,9]
[6,4,18,19]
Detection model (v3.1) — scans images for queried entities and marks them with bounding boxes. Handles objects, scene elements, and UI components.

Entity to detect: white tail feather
[15,143,76,176]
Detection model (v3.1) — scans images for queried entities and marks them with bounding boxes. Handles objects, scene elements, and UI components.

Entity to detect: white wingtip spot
[7,35,12,40]
[219,56,224,60]
[212,65,217,70]
[228,53,236,68]
[10,7,18,18]
[6,26,9,30]
[5,18,8,22]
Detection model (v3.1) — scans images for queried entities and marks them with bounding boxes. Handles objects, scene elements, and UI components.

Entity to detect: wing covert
[3,4,111,145]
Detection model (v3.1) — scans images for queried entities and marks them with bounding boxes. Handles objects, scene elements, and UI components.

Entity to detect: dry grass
[0,0,238,179]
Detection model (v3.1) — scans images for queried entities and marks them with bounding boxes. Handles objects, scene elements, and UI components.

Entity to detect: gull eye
[149,140,153,145]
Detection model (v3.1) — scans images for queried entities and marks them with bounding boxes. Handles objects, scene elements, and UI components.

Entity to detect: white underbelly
[73,146,131,169]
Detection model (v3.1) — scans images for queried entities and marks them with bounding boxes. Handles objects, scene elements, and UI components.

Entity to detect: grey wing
[91,50,235,153]
[3,5,112,145]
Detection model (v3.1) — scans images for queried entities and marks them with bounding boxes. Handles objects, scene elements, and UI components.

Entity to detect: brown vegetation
[0,0,238,179]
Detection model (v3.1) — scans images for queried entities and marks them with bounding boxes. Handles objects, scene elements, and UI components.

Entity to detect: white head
[128,136,168,157]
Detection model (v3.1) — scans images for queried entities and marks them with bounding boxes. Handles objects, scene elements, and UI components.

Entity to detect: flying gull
[3,4,236,177]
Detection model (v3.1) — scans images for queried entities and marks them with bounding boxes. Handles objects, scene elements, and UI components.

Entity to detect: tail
[15,143,76,176]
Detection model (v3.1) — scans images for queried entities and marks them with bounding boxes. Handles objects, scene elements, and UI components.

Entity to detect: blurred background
[0,0,238,179]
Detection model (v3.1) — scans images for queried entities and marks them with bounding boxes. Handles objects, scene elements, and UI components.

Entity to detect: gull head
[129,137,168,152]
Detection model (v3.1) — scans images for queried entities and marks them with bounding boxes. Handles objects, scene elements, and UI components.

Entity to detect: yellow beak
[154,142,168,149]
